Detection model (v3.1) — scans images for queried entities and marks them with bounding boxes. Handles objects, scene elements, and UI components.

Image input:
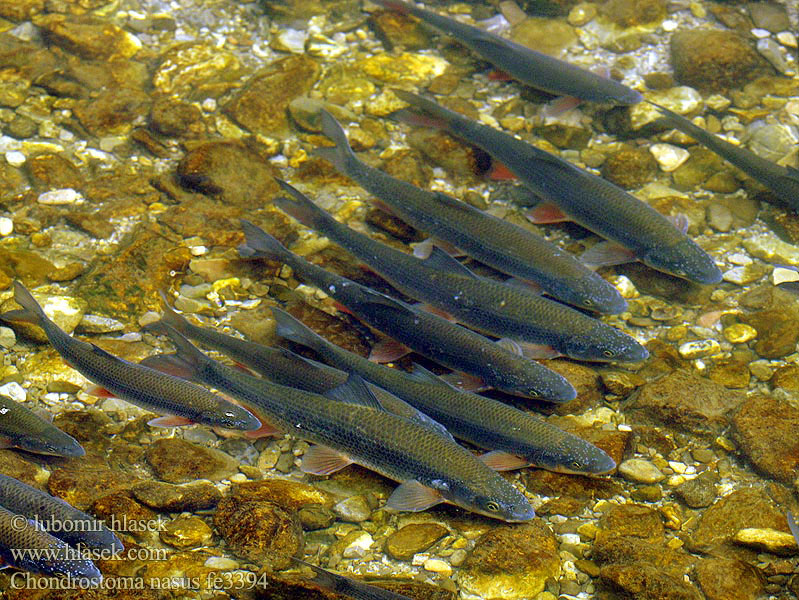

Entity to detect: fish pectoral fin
[147,415,195,427]
[323,373,382,410]
[85,384,117,398]
[300,445,354,475]
[580,241,637,268]
[0,437,14,449]
[668,213,690,234]
[437,371,489,393]
[525,202,569,224]
[368,338,411,363]
[416,303,457,322]
[242,421,281,439]
[407,362,449,387]
[479,450,532,472]
[385,480,443,512]
[422,246,479,279]
[542,95,582,117]
[503,277,543,295]
[510,340,561,360]
[412,236,465,259]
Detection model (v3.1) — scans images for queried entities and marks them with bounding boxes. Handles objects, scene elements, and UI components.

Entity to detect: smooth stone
[618,458,665,483]
[332,495,372,523]
[386,523,449,561]
[733,528,796,555]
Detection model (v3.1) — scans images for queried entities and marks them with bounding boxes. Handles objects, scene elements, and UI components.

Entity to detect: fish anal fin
[369,338,411,363]
[438,371,488,392]
[542,96,582,117]
[385,480,443,512]
[581,241,637,268]
[504,277,543,295]
[525,203,569,224]
[479,450,532,472]
[243,421,282,439]
[416,303,456,322]
[301,445,353,475]
[148,415,195,427]
[488,69,512,81]
[423,246,478,279]
[85,384,117,398]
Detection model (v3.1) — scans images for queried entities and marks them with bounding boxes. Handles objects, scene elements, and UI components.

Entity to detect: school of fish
[0,0,795,594]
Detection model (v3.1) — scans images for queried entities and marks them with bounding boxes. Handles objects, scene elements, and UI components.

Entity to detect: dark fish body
[147,326,536,522]
[393,91,722,285]
[315,111,626,314]
[1,282,260,431]
[0,395,84,457]
[371,0,641,105]
[0,473,122,553]
[652,101,799,211]
[0,505,101,581]
[273,308,616,475]
[291,556,415,600]
[240,220,576,400]
[271,183,647,363]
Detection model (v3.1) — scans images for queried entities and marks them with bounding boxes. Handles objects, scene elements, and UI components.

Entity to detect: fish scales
[393,91,722,285]
[273,308,616,475]
[2,282,260,431]
[0,395,84,457]
[240,220,575,400]
[0,474,122,552]
[314,110,626,314]
[149,326,535,521]
[271,182,647,363]
[0,505,101,580]
[291,556,415,600]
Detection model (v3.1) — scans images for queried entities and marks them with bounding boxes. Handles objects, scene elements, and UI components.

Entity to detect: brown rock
[149,96,203,138]
[227,479,336,510]
[670,30,770,93]
[0,451,42,487]
[214,498,303,568]
[48,461,137,510]
[460,521,561,600]
[601,146,658,189]
[73,86,151,137]
[741,307,799,359]
[545,360,602,416]
[523,469,623,500]
[596,503,664,544]
[369,10,431,50]
[694,557,763,600]
[625,370,744,438]
[771,364,799,391]
[731,394,799,483]
[130,481,222,512]
[26,153,83,191]
[385,523,448,561]
[223,55,320,138]
[601,0,666,27]
[0,0,44,21]
[35,15,140,61]
[177,140,281,208]
[536,496,588,516]
[90,492,156,539]
[145,438,239,484]
[600,564,702,600]
[687,487,786,557]
[593,536,694,577]
[406,129,478,181]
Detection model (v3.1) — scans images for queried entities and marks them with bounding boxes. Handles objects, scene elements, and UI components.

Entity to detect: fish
[370,0,642,105]
[239,220,576,400]
[788,511,799,546]
[272,307,616,475]
[0,281,260,432]
[0,473,122,553]
[0,504,101,581]
[0,394,84,457]
[143,324,536,522]
[313,109,627,314]
[650,101,799,212]
[289,556,415,600]
[271,180,648,363]
[391,90,723,286]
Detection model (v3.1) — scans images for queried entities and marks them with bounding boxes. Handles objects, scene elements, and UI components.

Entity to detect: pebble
[332,495,372,523]
[0,382,25,403]
[733,528,796,555]
[649,143,689,172]
[0,327,16,349]
[37,188,82,205]
[341,531,374,559]
[204,557,239,570]
[777,31,797,48]
[618,459,665,483]
[706,203,733,232]
[386,523,449,561]
[722,265,767,285]
[744,232,799,265]
[723,323,757,344]
[678,339,721,359]
[424,558,452,576]
[5,151,24,167]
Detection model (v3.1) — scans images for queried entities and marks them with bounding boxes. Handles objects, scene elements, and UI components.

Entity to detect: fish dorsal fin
[323,373,381,409]
[385,480,443,512]
[407,363,453,389]
[430,191,474,213]
[372,385,454,441]
[89,343,119,360]
[423,246,478,278]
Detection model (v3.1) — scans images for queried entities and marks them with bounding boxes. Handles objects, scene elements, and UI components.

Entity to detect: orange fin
[581,241,637,268]
[85,384,117,398]
[148,415,195,427]
[243,421,282,439]
[438,372,489,393]
[525,203,569,224]
[488,69,512,81]
[487,161,517,181]
[479,450,532,472]
[385,480,443,512]
[369,338,411,363]
[300,445,353,475]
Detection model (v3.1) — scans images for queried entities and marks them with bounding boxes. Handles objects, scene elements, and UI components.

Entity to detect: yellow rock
[357,52,449,85]
[723,323,757,343]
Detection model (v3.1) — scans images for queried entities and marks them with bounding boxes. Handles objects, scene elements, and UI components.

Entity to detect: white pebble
[0,381,26,403]
[228,473,247,483]
[138,311,162,327]
[618,458,665,483]
[751,28,771,38]
[202,98,217,112]
[204,557,239,570]
[777,31,797,48]
[649,143,690,172]
[423,559,452,576]
[341,531,373,558]
[37,188,83,205]
[5,151,25,167]
[0,217,12,237]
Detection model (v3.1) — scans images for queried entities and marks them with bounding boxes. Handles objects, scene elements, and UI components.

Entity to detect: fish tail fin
[144,323,208,378]
[390,89,453,131]
[312,111,357,174]
[289,557,343,591]
[271,307,324,351]
[272,179,328,230]
[156,292,192,334]
[239,219,291,261]
[372,0,411,14]
[2,281,47,326]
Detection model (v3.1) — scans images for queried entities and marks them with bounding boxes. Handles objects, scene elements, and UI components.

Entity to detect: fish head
[17,432,85,458]
[542,440,617,475]
[556,277,628,315]
[441,478,535,522]
[642,239,722,285]
[213,405,263,431]
[562,325,648,363]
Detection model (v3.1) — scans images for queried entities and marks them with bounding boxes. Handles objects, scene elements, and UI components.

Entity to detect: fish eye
[602,349,614,357]
[570,460,582,470]
[485,501,501,512]
[583,298,594,306]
